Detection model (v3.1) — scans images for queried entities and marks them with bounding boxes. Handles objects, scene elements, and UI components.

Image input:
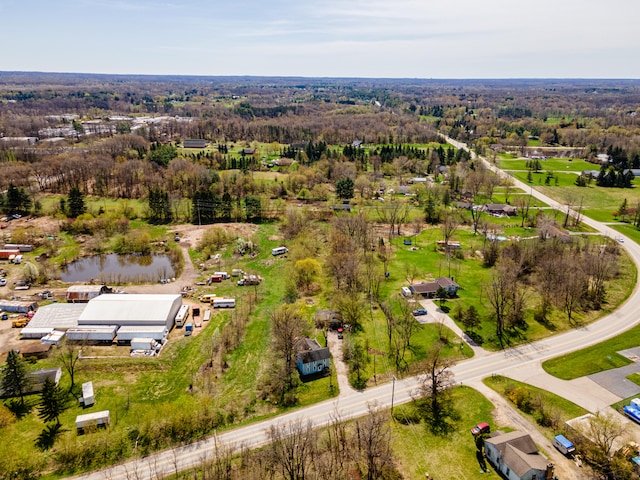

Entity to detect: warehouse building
[78,294,182,329]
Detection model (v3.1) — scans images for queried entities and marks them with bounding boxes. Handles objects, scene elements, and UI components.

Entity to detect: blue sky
[1,0,638,78]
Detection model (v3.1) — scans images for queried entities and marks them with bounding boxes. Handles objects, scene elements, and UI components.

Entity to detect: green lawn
[483,375,588,437]
[392,386,502,479]
[541,323,640,379]
[498,157,595,172]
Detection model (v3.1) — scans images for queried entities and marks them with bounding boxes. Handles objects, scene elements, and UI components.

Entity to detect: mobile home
[174,304,190,327]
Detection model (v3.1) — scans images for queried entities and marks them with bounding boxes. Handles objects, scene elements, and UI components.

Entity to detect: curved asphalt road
[71,140,640,480]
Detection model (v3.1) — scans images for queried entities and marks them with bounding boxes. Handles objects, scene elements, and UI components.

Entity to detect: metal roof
[27,303,87,330]
[78,294,181,325]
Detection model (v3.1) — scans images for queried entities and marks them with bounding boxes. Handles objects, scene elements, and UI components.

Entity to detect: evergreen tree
[1,350,31,407]
[245,195,262,221]
[221,192,233,221]
[148,187,172,224]
[335,177,354,200]
[461,306,481,332]
[5,183,31,214]
[38,378,67,425]
[67,186,86,218]
[192,189,215,224]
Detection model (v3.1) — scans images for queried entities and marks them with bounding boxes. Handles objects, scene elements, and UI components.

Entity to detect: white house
[484,431,552,480]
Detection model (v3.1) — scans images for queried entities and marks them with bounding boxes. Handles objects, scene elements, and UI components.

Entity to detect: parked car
[471,422,491,436]
[337,327,344,339]
[0,278,6,287]
[412,308,428,316]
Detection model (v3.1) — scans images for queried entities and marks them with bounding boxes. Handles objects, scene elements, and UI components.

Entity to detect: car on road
[471,422,490,436]
[412,308,428,316]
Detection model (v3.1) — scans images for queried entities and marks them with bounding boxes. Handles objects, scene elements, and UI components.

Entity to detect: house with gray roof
[484,431,553,480]
[295,338,330,376]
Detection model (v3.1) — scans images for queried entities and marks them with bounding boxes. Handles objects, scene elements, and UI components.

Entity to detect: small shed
[76,410,110,433]
[295,338,330,376]
[66,285,113,303]
[20,343,52,360]
[29,367,62,394]
[0,300,37,314]
[81,381,95,407]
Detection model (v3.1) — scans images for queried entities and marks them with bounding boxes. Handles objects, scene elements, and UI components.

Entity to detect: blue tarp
[624,405,640,424]
[554,434,574,450]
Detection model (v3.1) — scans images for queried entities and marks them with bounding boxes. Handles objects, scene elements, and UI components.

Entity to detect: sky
[1,0,639,79]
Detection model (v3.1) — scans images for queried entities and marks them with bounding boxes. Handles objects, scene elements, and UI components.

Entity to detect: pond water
[60,254,175,283]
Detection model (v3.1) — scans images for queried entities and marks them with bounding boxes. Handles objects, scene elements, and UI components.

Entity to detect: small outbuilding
[0,300,37,314]
[66,285,113,303]
[295,338,330,376]
[81,381,95,407]
[76,410,110,433]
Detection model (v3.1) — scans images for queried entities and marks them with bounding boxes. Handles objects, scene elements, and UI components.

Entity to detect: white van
[213,271,229,280]
[271,246,288,256]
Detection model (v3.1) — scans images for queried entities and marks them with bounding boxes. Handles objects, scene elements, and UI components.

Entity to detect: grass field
[392,386,502,479]
[483,375,588,435]
[498,157,595,172]
[541,322,640,379]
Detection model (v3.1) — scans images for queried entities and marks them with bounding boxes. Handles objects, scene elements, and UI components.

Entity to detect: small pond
[60,254,175,283]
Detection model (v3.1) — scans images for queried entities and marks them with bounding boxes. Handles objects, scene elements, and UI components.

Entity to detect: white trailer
[81,381,95,407]
[271,246,288,256]
[41,330,65,345]
[213,271,230,279]
[130,338,157,351]
[66,326,117,343]
[76,410,110,433]
[175,304,190,327]
[116,325,168,342]
[213,298,236,308]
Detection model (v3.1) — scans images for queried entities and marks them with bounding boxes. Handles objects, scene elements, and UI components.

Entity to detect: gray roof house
[484,431,553,480]
[295,338,330,376]
[409,277,459,299]
[484,204,518,216]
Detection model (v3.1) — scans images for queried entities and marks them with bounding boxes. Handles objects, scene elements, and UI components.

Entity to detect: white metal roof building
[21,303,87,338]
[78,294,182,329]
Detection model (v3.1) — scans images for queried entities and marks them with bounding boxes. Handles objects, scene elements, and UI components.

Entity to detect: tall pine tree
[1,350,31,407]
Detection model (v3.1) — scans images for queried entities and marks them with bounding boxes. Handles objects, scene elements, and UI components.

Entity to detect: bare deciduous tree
[266,419,317,480]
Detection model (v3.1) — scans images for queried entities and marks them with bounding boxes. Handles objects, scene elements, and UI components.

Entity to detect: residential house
[295,338,330,376]
[409,277,459,299]
[484,431,553,480]
[484,204,518,216]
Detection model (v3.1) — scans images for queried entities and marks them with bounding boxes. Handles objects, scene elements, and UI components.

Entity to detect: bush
[0,404,16,428]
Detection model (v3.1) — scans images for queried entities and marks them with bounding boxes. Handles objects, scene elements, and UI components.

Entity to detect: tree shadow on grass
[36,423,64,451]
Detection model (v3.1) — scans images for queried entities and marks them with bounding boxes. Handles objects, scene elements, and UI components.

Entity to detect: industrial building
[20,294,182,342]
[78,294,181,329]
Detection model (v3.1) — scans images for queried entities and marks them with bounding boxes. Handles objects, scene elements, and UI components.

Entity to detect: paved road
[71,140,640,480]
